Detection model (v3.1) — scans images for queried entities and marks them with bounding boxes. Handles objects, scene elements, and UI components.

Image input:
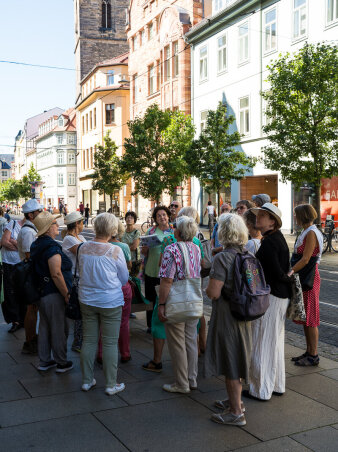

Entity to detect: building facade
[74,0,129,103]
[0,160,11,183]
[35,109,77,211]
[76,53,131,215]
[186,0,338,231]
[127,0,211,217]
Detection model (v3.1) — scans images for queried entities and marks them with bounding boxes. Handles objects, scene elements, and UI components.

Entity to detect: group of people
[0,195,322,426]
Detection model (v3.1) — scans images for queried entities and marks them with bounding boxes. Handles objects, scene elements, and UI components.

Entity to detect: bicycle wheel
[141,221,151,233]
[330,230,338,253]
[322,233,329,254]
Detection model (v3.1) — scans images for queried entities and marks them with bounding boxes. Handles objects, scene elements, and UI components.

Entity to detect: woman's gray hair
[112,220,125,239]
[176,215,198,242]
[94,213,118,238]
[177,206,200,224]
[218,213,248,247]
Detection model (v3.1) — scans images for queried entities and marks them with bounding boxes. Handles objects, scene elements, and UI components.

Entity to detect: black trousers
[144,274,160,329]
[1,262,26,324]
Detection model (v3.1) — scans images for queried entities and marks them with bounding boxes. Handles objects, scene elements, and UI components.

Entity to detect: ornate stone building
[74,0,129,103]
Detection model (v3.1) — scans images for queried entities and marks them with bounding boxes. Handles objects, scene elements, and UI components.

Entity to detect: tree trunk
[217,190,220,216]
[312,183,321,227]
[110,194,113,212]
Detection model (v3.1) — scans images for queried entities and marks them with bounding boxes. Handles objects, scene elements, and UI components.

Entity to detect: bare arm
[141,245,149,257]
[1,229,17,251]
[129,238,140,251]
[291,231,318,274]
[48,254,69,302]
[206,278,224,300]
[68,244,80,256]
[158,277,173,322]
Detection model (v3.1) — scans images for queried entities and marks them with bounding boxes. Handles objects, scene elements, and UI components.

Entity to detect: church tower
[74,0,129,102]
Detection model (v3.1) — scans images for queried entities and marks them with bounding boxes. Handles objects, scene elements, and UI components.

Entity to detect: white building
[0,160,11,183]
[185,0,338,231]
[36,109,77,212]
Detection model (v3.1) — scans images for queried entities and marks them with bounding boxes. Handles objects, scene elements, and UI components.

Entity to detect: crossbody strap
[74,242,84,278]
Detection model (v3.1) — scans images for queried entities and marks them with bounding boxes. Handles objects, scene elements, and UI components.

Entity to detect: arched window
[102,0,112,29]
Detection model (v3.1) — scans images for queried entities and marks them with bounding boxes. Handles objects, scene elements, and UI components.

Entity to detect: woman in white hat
[243,203,291,401]
[31,211,73,373]
[62,212,86,353]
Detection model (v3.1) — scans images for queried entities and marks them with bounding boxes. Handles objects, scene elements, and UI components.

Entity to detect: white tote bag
[165,242,203,324]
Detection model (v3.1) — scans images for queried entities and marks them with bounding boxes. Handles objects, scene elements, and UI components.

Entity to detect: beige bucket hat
[251,202,282,228]
[33,211,61,237]
[64,211,84,225]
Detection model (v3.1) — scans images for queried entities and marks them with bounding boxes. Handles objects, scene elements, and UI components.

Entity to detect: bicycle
[322,219,338,253]
[294,223,330,254]
[141,211,155,233]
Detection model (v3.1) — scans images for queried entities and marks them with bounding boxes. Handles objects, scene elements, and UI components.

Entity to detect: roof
[36,108,76,141]
[0,160,11,170]
[81,52,129,85]
[25,107,64,140]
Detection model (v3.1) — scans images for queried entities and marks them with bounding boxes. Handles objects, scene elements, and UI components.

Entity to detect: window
[58,116,64,127]
[200,111,208,131]
[101,0,112,28]
[141,29,146,46]
[133,74,139,103]
[105,104,115,124]
[293,0,307,39]
[149,64,155,95]
[214,0,223,13]
[90,111,93,129]
[239,96,250,135]
[264,8,277,52]
[327,0,338,24]
[57,172,64,186]
[134,35,139,51]
[82,116,85,135]
[68,173,76,185]
[107,70,114,85]
[1,171,7,177]
[86,114,88,132]
[94,108,97,128]
[57,135,63,145]
[238,22,249,63]
[67,134,76,144]
[164,46,171,82]
[86,149,90,169]
[156,59,160,91]
[149,22,153,39]
[57,152,65,165]
[173,42,179,77]
[217,35,227,73]
[82,150,85,170]
[68,153,76,164]
[90,147,94,168]
[199,46,208,81]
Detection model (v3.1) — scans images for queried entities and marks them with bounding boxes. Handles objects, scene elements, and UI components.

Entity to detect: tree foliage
[122,104,195,203]
[0,179,22,203]
[185,101,254,213]
[92,132,129,209]
[20,163,42,200]
[262,42,338,220]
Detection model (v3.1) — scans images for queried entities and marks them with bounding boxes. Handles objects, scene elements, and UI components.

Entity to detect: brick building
[74,0,129,103]
[126,0,211,215]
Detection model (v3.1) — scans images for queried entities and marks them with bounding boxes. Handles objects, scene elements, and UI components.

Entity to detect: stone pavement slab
[291,426,338,452]
[0,413,128,452]
[0,380,30,403]
[94,397,259,452]
[240,390,338,441]
[0,389,127,427]
[117,377,182,405]
[320,368,338,381]
[0,352,16,366]
[231,436,311,451]
[286,373,338,410]
[0,362,39,381]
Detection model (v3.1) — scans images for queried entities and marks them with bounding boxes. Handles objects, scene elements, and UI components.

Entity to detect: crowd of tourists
[0,194,322,426]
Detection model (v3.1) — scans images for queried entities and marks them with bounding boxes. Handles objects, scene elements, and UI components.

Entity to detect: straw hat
[33,211,61,237]
[251,202,282,228]
[64,211,83,225]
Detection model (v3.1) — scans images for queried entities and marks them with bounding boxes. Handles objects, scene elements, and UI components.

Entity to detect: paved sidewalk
[0,311,337,452]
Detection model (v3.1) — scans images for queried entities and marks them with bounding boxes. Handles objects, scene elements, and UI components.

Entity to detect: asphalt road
[58,226,338,348]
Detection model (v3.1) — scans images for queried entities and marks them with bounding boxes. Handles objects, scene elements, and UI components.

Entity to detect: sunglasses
[170,204,179,208]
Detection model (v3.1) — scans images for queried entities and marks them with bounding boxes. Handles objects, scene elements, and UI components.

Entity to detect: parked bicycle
[322,217,338,253]
[141,210,155,233]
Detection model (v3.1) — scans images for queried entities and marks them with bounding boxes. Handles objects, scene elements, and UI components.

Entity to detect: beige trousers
[165,319,199,390]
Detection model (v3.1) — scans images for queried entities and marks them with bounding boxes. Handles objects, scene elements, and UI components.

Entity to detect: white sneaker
[81,379,96,392]
[105,383,125,396]
[162,383,190,394]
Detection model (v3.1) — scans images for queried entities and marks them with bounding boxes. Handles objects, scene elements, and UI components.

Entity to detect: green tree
[185,101,253,214]
[20,163,42,200]
[0,179,22,203]
[122,104,195,204]
[92,132,129,210]
[262,42,338,222]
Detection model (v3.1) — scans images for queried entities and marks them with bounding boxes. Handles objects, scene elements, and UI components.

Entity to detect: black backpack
[11,258,42,305]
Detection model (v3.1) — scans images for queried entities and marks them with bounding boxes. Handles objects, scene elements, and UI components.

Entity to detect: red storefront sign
[321,177,338,222]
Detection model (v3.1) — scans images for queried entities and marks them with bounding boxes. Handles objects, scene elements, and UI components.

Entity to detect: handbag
[290,253,317,291]
[287,273,306,322]
[65,243,83,321]
[164,242,203,324]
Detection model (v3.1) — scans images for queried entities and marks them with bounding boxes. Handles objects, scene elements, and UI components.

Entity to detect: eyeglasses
[170,204,179,208]
[236,206,246,210]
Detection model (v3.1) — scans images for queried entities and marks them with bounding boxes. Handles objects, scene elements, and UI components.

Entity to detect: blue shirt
[212,223,221,248]
[30,235,73,297]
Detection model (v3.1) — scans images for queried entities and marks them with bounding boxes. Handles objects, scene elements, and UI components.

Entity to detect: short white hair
[218,213,248,247]
[94,213,118,238]
[177,206,200,224]
[112,220,125,239]
[176,215,198,242]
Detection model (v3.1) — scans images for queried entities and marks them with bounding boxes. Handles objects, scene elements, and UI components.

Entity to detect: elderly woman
[234,200,254,216]
[77,213,129,395]
[158,216,202,393]
[289,204,323,366]
[245,203,291,401]
[205,214,251,427]
[243,209,262,255]
[141,205,173,339]
[121,211,141,277]
[30,211,73,373]
[62,212,86,353]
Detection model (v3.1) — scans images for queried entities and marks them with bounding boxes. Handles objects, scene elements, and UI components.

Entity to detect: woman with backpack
[205,213,251,427]
[244,203,291,401]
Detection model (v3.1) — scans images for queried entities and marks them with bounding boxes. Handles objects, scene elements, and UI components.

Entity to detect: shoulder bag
[164,242,203,324]
[65,243,83,320]
[286,273,306,322]
[290,253,317,291]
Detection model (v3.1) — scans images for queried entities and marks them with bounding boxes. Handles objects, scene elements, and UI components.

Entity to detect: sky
[0,0,75,154]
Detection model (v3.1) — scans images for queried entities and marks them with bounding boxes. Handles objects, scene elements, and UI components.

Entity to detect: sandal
[295,355,319,366]
[142,360,162,373]
[291,352,308,362]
